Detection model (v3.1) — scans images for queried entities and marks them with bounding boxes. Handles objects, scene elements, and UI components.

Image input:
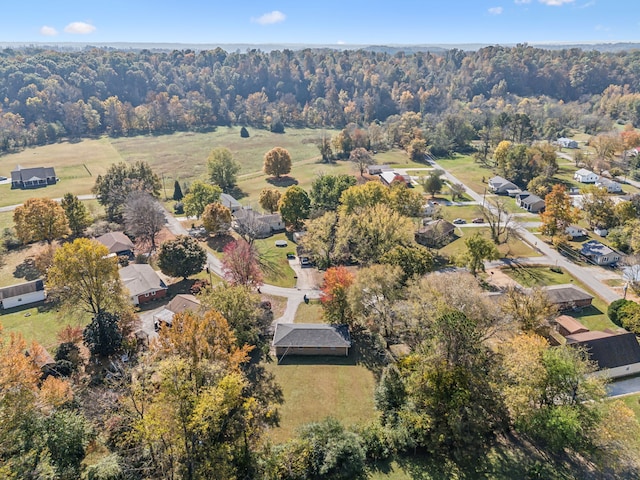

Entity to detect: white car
[452,218,466,224]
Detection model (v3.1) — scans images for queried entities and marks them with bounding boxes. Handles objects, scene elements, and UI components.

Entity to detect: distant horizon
[1,1,636,46]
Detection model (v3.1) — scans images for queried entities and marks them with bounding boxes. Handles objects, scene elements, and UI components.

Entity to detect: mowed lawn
[436,154,495,194]
[264,348,378,443]
[438,226,539,259]
[0,304,80,350]
[0,138,122,207]
[294,302,323,323]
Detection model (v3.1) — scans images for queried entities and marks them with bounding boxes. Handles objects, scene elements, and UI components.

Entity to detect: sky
[1,0,637,46]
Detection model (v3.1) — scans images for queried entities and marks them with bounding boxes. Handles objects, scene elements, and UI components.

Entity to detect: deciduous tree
[481,198,515,244]
[221,240,263,288]
[539,184,580,237]
[263,147,292,178]
[388,182,423,217]
[461,232,499,275]
[419,170,444,197]
[47,238,126,315]
[13,197,70,244]
[93,161,161,221]
[321,266,355,324]
[258,188,282,214]
[380,243,433,284]
[310,173,357,211]
[580,185,616,229]
[349,147,374,176]
[123,191,166,251]
[157,235,206,279]
[202,202,232,236]
[207,147,240,193]
[279,185,310,230]
[299,212,343,269]
[183,180,222,218]
[60,193,92,237]
[338,181,390,215]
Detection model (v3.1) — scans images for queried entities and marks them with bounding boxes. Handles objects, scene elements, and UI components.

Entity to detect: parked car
[471,217,484,224]
[300,257,311,267]
[452,218,466,224]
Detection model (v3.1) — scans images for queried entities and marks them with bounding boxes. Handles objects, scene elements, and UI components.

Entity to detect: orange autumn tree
[539,184,580,238]
[321,266,355,324]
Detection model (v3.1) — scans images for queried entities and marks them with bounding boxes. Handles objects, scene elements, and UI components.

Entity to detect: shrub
[240,126,249,138]
[608,299,633,327]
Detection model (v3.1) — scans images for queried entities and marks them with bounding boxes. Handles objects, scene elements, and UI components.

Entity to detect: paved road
[607,375,640,397]
[162,209,320,325]
[424,158,622,304]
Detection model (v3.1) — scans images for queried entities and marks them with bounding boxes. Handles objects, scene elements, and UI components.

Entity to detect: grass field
[436,154,495,194]
[0,304,82,350]
[264,344,378,443]
[0,138,121,207]
[438,227,539,260]
[254,233,297,288]
[294,302,323,323]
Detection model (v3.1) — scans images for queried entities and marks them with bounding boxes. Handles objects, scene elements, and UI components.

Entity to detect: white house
[423,200,439,216]
[488,176,518,194]
[566,331,640,380]
[0,279,45,309]
[573,169,599,183]
[595,178,622,193]
[366,164,392,175]
[565,224,586,239]
[557,137,578,149]
[580,240,620,266]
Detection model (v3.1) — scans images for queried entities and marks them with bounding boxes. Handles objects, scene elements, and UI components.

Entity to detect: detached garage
[0,279,45,309]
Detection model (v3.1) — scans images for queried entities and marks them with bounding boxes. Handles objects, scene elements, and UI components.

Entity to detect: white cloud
[64,22,96,34]
[538,0,574,5]
[251,11,286,25]
[488,7,504,15]
[595,24,610,31]
[40,25,58,36]
[337,40,346,45]
[514,0,531,4]
[578,0,596,8]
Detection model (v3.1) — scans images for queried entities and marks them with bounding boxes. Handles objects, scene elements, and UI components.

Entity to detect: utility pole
[162,173,167,200]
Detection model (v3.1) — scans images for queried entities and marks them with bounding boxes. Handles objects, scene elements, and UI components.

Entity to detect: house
[26,343,56,377]
[119,264,168,305]
[554,315,589,337]
[565,224,586,239]
[580,240,621,266]
[595,177,622,193]
[11,165,58,189]
[153,294,201,328]
[232,209,285,238]
[96,232,135,257]
[557,137,578,149]
[423,200,439,217]
[593,227,608,237]
[0,279,45,309]
[366,164,392,175]
[566,330,640,379]
[516,191,545,213]
[543,285,593,311]
[488,175,518,194]
[220,193,242,213]
[573,169,599,184]
[380,170,412,187]
[272,323,351,357]
[415,219,456,248]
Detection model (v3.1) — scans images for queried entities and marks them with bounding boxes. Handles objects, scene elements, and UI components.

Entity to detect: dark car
[472,217,485,224]
[300,257,311,267]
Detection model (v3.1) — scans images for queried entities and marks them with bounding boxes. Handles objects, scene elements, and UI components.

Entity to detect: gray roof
[575,168,597,177]
[0,279,44,300]
[167,294,200,314]
[543,285,593,305]
[568,331,640,370]
[272,323,351,348]
[96,231,134,254]
[11,166,56,183]
[488,176,516,189]
[119,264,167,297]
[418,219,455,236]
[520,193,544,206]
[580,240,615,257]
[220,193,241,210]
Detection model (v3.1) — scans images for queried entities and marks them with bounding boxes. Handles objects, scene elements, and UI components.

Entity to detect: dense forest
[2,45,640,152]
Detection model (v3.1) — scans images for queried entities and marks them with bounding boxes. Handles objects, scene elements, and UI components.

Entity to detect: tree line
[2,45,640,151]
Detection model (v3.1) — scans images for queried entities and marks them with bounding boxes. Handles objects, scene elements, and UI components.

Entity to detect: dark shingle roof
[272,323,351,348]
[0,279,44,300]
[543,285,593,304]
[568,331,640,370]
[580,240,615,257]
[11,166,56,183]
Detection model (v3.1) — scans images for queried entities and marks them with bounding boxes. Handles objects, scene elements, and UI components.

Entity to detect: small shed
[554,315,589,337]
[565,224,586,239]
[273,323,351,357]
[557,138,578,149]
[366,164,391,175]
[220,193,242,213]
[0,279,45,309]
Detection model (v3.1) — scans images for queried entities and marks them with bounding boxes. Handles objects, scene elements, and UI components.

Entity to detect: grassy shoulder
[438,226,539,260]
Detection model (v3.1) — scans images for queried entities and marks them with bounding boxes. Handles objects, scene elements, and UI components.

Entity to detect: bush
[174,201,184,214]
[608,299,633,327]
[2,228,21,250]
[270,120,285,133]
[240,126,249,138]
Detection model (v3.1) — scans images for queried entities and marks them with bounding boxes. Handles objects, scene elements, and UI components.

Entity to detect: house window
[144,293,149,297]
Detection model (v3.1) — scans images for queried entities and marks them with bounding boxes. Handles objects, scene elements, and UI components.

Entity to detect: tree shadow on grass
[226,186,247,200]
[13,257,41,281]
[266,176,298,188]
[207,233,235,253]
